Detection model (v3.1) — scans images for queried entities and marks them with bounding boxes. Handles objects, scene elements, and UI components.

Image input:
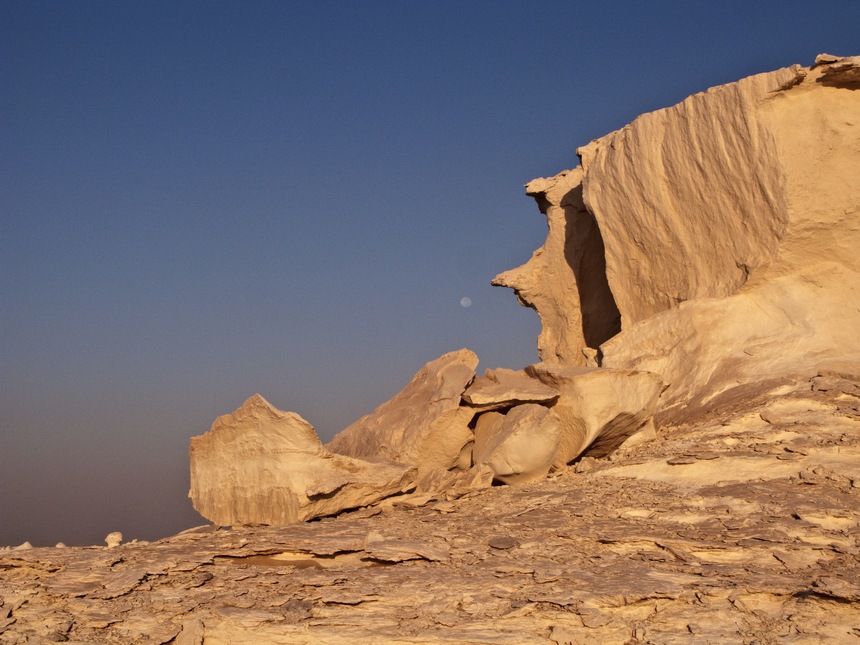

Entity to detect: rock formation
[524,364,663,462]
[326,349,479,471]
[187,55,858,528]
[472,404,562,484]
[4,54,860,645]
[461,367,558,410]
[189,394,416,525]
[494,54,860,425]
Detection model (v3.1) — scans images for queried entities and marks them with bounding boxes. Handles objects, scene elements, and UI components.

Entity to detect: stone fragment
[815,52,843,65]
[327,349,479,471]
[414,464,495,498]
[174,617,205,645]
[363,537,449,563]
[524,364,663,464]
[462,367,558,410]
[472,404,563,484]
[189,394,416,526]
[104,532,122,548]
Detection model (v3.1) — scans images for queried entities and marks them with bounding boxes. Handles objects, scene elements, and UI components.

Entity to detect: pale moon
[460,297,472,308]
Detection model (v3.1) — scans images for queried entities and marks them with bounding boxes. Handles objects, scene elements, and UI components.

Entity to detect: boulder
[462,367,559,410]
[524,364,663,464]
[189,394,416,526]
[326,349,479,471]
[472,404,563,484]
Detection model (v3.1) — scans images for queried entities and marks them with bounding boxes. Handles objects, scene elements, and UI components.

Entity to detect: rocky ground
[2,370,859,644]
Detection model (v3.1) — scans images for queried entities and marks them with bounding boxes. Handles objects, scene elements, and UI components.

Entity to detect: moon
[460,297,472,308]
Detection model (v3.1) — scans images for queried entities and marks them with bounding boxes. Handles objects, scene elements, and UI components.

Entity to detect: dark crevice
[561,183,622,349]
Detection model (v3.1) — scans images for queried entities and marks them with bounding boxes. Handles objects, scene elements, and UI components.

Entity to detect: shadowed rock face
[492,168,621,365]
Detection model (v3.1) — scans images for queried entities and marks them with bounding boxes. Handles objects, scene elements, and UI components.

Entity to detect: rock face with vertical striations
[495,55,860,419]
[189,394,416,526]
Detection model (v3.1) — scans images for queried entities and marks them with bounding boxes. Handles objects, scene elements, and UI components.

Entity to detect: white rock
[496,57,860,417]
[105,532,122,548]
[189,394,417,526]
[493,167,620,364]
[327,349,479,471]
[462,367,559,410]
[473,404,563,484]
[524,364,663,464]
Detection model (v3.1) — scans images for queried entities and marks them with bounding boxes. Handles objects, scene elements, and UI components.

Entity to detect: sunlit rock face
[326,349,479,471]
[189,394,416,526]
[496,55,860,417]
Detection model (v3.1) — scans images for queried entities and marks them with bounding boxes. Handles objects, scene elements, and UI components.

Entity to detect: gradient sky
[2,1,858,547]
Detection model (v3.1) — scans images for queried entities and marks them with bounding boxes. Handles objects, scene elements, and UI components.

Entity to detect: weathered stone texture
[326,348,479,471]
[189,394,415,526]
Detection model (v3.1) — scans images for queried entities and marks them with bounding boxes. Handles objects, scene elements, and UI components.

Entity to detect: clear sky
[2,1,857,547]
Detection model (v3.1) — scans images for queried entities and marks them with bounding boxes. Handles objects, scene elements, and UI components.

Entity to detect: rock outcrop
[472,404,562,484]
[524,364,663,462]
[495,55,860,419]
[187,54,856,529]
[189,394,416,525]
[326,349,479,471]
[461,367,559,410]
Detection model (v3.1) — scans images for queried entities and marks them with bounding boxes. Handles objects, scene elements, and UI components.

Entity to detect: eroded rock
[495,56,860,419]
[461,367,558,410]
[524,364,663,463]
[327,349,479,471]
[472,404,562,484]
[189,394,416,525]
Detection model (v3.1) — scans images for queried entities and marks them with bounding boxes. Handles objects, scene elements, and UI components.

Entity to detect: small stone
[667,456,697,465]
[105,532,123,548]
[488,536,519,550]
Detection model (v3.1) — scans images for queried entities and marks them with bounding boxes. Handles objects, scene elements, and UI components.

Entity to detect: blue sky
[2,1,858,546]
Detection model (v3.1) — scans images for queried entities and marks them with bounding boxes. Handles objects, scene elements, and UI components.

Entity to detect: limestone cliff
[496,55,860,415]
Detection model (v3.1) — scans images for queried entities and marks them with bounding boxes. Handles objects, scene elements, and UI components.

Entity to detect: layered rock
[461,367,558,411]
[326,349,479,471]
[189,394,416,526]
[495,55,860,414]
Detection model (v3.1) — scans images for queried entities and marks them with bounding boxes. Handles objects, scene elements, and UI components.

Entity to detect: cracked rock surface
[3,373,858,644]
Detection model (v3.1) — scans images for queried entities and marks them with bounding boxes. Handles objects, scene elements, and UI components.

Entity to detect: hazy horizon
[3,1,859,547]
